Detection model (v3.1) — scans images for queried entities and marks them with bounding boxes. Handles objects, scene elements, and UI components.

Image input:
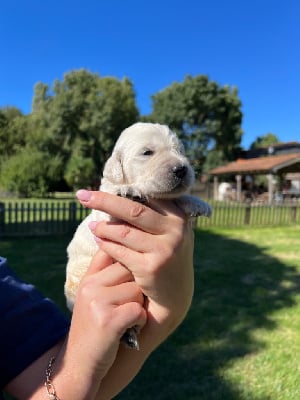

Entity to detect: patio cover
[209,153,300,176]
[209,153,300,202]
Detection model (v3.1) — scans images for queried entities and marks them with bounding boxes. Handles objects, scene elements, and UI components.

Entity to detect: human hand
[77,190,195,347]
[4,246,147,400]
[61,249,147,397]
[4,191,194,400]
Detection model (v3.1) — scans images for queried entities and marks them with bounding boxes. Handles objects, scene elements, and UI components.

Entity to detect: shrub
[0,148,62,197]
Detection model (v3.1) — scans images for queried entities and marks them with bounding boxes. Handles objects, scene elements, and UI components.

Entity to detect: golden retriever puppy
[65,122,211,348]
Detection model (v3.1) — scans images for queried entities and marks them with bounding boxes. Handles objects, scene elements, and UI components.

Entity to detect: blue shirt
[0,256,70,391]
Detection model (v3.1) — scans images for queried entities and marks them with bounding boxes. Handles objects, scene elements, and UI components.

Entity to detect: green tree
[1,70,139,195]
[30,69,139,189]
[250,133,280,149]
[149,75,243,173]
[202,149,228,173]
[0,107,28,160]
[64,138,96,189]
[0,147,62,197]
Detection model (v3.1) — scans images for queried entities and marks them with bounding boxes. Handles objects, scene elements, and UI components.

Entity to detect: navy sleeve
[0,256,70,388]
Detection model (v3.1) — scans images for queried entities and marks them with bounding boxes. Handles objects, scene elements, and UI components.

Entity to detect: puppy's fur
[65,123,211,347]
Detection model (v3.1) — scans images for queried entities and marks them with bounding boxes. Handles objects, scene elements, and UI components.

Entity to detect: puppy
[65,122,211,349]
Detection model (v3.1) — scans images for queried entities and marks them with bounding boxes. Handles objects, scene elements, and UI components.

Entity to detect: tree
[202,149,228,173]
[0,70,139,195]
[0,107,28,161]
[31,69,139,189]
[149,75,243,173]
[64,138,96,189]
[250,133,280,149]
[0,147,62,197]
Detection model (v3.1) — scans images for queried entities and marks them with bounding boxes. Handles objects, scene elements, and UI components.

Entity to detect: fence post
[244,203,251,225]
[69,202,77,231]
[0,203,5,235]
[290,204,297,223]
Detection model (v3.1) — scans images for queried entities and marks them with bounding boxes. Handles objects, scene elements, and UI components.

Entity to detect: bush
[0,148,62,197]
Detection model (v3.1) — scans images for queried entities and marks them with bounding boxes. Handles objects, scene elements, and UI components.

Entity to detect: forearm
[4,341,64,400]
[96,305,179,400]
[48,338,103,400]
[5,338,102,400]
[96,330,163,399]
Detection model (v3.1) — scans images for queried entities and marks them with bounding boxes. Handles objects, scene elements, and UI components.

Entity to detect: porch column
[213,176,219,200]
[267,174,274,204]
[236,174,242,202]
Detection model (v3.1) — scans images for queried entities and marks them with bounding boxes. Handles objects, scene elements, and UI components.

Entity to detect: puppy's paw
[175,195,212,218]
[117,186,146,203]
[121,326,140,350]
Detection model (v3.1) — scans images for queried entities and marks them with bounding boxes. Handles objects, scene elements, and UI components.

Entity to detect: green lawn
[1,226,300,399]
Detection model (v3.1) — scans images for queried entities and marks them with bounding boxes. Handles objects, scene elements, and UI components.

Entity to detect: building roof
[243,141,300,159]
[209,153,300,176]
[257,141,300,149]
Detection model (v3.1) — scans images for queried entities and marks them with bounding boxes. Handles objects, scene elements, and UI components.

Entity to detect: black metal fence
[196,201,300,228]
[0,201,299,237]
[0,201,90,237]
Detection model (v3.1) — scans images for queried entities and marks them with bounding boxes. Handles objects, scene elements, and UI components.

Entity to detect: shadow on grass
[1,231,300,400]
[116,229,300,400]
[1,235,72,313]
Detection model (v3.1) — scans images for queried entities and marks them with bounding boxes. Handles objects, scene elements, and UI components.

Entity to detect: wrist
[50,340,103,400]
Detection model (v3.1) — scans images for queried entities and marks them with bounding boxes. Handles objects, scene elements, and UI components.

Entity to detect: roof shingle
[209,153,300,175]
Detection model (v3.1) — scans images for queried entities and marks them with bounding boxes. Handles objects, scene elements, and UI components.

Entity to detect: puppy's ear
[102,151,124,184]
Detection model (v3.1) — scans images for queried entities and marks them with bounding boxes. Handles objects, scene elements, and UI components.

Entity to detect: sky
[0,0,299,149]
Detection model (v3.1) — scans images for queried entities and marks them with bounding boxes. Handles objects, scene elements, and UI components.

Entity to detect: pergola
[209,153,300,203]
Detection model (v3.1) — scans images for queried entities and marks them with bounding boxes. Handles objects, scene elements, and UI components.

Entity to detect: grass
[1,235,71,312]
[1,226,300,399]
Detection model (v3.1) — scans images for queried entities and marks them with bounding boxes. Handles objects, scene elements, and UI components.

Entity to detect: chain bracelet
[45,357,60,400]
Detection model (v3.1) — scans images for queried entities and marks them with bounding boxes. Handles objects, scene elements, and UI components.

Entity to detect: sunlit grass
[2,226,300,399]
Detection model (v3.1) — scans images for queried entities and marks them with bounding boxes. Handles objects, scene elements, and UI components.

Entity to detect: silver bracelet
[45,357,60,400]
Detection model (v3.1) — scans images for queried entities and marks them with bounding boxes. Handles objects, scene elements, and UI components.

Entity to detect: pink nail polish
[94,235,102,244]
[76,189,92,202]
[88,221,97,231]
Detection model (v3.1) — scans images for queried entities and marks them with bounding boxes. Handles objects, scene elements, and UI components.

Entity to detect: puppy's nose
[173,165,187,179]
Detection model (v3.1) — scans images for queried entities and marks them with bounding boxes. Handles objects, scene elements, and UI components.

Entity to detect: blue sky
[1,0,299,149]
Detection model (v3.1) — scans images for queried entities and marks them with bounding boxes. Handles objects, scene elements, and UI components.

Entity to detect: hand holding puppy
[85,193,195,335]
[75,190,195,399]
[62,248,146,397]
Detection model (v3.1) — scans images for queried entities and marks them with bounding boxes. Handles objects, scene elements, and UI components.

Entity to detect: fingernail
[94,235,102,244]
[88,221,97,231]
[76,189,92,202]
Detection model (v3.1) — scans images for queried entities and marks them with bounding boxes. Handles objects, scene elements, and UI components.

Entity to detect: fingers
[76,190,175,234]
[88,214,189,271]
[84,249,114,276]
[96,240,147,273]
[78,265,144,309]
[89,221,154,253]
[93,262,135,287]
[113,302,147,333]
[82,258,136,292]
[108,281,144,306]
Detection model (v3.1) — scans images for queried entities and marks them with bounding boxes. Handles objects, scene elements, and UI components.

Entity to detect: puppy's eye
[142,149,154,156]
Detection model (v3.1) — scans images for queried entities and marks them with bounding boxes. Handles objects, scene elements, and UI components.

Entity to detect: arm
[5,251,146,400]
[5,190,194,400]
[77,190,195,399]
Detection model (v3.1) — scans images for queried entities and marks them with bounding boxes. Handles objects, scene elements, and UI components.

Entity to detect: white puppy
[65,122,211,348]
